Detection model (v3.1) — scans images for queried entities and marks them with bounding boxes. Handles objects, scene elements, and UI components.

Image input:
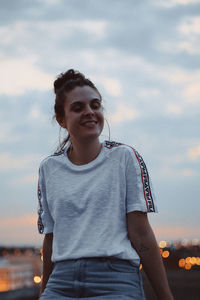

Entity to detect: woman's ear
[56,116,66,129]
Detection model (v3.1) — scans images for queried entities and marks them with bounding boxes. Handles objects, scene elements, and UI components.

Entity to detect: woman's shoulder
[39,148,65,170]
[103,140,140,161]
[104,140,137,153]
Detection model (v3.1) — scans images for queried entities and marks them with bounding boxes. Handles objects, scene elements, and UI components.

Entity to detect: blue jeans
[40,257,146,299]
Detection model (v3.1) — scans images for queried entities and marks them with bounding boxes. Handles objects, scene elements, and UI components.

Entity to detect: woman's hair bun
[54,69,86,94]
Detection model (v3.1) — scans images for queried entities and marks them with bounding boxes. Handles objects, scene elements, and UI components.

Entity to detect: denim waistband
[54,256,139,267]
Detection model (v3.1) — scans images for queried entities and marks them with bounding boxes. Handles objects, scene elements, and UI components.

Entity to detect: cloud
[108,103,138,124]
[0,20,107,49]
[0,153,41,171]
[167,69,199,84]
[176,41,199,54]
[29,106,41,119]
[89,52,199,108]
[178,17,200,36]
[96,54,200,110]
[138,88,161,98]
[101,78,122,97]
[180,168,195,176]
[159,16,200,55]
[28,104,49,122]
[166,103,182,115]
[188,145,200,159]
[169,16,200,55]
[0,122,18,143]
[39,0,61,5]
[156,165,196,178]
[166,68,200,103]
[0,56,53,95]
[11,174,38,185]
[184,83,200,102]
[161,40,200,55]
[79,49,156,73]
[155,0,199,7]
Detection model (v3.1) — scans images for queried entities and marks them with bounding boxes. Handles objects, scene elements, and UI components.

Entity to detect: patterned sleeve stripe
[130,147,155,212]
[104,141,155,212]
[37,182,44,234]
[104,140,123,149]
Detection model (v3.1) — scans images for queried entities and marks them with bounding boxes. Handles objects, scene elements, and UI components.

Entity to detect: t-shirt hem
[126,205,158,213]
[38,227,53,235]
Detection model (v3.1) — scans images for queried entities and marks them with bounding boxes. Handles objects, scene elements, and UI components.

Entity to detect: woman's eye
[73,106,82,112]
[72,101,101,112]
[92,102,101,109]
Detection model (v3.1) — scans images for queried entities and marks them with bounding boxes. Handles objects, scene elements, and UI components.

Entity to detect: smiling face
[57,85,104,144]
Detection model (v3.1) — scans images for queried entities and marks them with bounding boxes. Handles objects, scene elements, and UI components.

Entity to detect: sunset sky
[0,0,200,247]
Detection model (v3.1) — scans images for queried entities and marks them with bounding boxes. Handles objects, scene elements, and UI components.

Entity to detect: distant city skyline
[0,0,200,246]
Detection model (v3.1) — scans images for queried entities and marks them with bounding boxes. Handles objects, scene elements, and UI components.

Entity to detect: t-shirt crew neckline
[63,141,105,170]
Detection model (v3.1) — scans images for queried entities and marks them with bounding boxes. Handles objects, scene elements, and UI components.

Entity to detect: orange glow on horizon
[1,215,37,227]
[153,226,200,240]
[1,214,200,245]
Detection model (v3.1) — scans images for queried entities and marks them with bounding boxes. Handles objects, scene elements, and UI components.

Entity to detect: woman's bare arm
[126,211,174,300]
[39,233,54,298]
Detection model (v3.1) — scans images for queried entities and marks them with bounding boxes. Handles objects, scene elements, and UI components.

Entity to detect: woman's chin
[80,133,101,143]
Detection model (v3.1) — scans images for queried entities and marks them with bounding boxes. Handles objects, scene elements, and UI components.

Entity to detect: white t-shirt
[37,140,157,264]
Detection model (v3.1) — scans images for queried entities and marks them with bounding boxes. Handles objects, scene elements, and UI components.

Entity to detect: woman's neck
[68,139,102,165]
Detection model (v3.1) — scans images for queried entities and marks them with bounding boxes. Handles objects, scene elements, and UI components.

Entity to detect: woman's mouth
[81,120,97,126]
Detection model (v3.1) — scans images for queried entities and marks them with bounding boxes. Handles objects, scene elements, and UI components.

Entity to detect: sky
[0,0,200,247]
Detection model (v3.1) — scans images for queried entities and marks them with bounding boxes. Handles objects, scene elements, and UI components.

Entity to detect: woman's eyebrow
[92,98,101,102]
[70,101,82,106]
[70,98,101,106]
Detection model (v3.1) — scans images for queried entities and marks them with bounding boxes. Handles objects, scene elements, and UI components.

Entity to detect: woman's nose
[83,104,94,115]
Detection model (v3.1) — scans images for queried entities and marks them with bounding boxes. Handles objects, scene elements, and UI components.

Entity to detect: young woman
[37,69,173,300]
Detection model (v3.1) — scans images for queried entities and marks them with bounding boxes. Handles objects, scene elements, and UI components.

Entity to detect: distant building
[0,253,42,293]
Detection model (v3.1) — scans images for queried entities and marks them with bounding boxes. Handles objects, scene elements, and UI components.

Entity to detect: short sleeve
[125,147,158,214]
[37,165,54,234]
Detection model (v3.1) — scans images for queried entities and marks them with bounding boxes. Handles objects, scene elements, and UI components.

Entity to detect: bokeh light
[162,251,170,258]
[33,276,41,284]
[185,263,192,270]
[178,259,185,268]
[178,257,200,270]
[159,241,167,248]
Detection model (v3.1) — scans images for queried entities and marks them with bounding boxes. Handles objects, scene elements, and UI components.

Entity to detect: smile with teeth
[82,121,97,126]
